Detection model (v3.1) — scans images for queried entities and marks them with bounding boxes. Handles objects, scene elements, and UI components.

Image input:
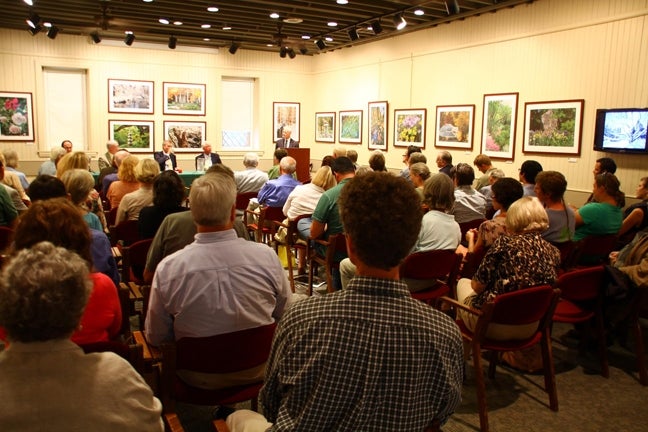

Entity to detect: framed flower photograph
[394,108,426,148]
[108,120,154,152]
[0,92,34,141]
[315,112,335,143]
[368,101,388,151]
[163,121,206,151]
[108,79,154,114]
[522,99,584,156]
[481,93,519,160]
[273,102,300,142]
[435,104,475,150]
[339,110,362,144]
[163,82,206,115]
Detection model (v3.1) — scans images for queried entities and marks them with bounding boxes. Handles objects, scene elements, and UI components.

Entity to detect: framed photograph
[108,79,154,114]
[315,112,335,143]
[394,108,427,148]
[163,121,206,151]
[108,120,154,152]
[339,110,363,144]
[163,82,206,115]
[435,104,475,150]
[368,101,388,151]
[522,99,584,156]
[273,102,300,142]
[481,93,519,160]
[0,92,34,141]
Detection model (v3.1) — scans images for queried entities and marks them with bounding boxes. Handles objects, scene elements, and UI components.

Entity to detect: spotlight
[393,14,407,30]
[124,33,135,46]
[371,20,383,35]
[47,26,59,39]
[279,46,287,58]
[90,32,102,44]
[347,27,359,41]
[287,48,296,59]
[315,38,326,50]
[299,46,308,55]
[445,0,461,15]
[26,13,40,29]
[27,25,42,36]
[168,36,177,49]
[228,42,239,54]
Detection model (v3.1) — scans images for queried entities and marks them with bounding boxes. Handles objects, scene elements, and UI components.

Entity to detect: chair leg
[541,332,559,411]
[595,310,610,378]
[471,343,489,432]
[487,350,498,379]
[308,260,316,297]
[286,245,296,293]
[632,314,648,386]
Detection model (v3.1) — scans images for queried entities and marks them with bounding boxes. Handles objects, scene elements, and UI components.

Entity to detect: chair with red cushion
[459,219,486,247]
[274,214,311,293]
[307,233,347,295]
[440,285,560,432]
[109,219,141,248]
[235,191,258,212]
[400,249,462,306]
[553,265,609,377]
[568,234,618,269]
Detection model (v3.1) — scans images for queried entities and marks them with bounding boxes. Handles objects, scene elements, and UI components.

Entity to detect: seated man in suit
[98,140,119,171]
[194,141,221,171]
[154,140,177,172]
[275,127,299,149]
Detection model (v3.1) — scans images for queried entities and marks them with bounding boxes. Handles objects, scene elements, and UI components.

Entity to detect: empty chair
[400,249,462,306]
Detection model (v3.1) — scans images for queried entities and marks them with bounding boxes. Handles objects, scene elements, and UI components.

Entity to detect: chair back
[106,207,118,227]
[488,285,557,326]
[0,226,14,253]
[460,247,488,279]
[459,219,486,246]
[555,265,605,303]
[263,206,285,225]
[110,219,141,247]
[79,340,144,374]
[550,240,577,271]
[235,192,257,211]
[400,249,461,281]
[121,238,153,284]
[573,234,618,267]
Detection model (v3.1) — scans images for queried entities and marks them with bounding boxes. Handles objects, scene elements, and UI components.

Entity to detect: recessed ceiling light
[173,21,183,26]
[222,26,232,30]
[269,12,280,19]
[301,35,311,40]
[267,43,274,47]
[325,36,333,42]
[203,38,211,41]
[337,0,348,4]
[143,0,154,3]
[201,24,211,29]
[159,18,169,25]
[23,0,33,5]
[284,17,303,24]
[327,21,338,27]
[414,9,425,16]
[207,6,219,12]
[125,31,134,35]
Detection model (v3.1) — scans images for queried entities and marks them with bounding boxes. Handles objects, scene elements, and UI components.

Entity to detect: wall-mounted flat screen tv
[593,108,648,154]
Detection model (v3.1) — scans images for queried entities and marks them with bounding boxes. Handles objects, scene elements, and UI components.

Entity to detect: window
[221,77,256,149]
[43,67,87,150]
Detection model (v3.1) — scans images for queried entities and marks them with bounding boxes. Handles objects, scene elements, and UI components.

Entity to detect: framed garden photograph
[108,79,154,114]
[163,82,206,115]
[522,99,584,156]
[368,101,388,151]
[108,120,154,152]
[315,112,335,143]
[273,102,300,142]
[394,108,426,148]
[339,110,362,144]
[0,92,34,141]
[163,121,206,151]
[481,93,519,160]
[435,104,475,150]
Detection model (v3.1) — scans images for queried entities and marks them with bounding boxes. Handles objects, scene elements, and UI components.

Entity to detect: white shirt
[283,183,325,220]
[234,168,269,193]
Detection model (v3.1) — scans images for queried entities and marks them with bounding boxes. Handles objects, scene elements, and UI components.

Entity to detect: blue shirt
[90,228,120,287]
[257,174,301,208]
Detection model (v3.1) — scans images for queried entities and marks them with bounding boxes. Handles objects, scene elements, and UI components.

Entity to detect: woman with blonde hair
[61,169,103,231]
[115,158,160,225]
[106,154,139,209]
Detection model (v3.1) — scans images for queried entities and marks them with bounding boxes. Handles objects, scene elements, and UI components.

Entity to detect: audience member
[409,151,427,165]
[534,171,575,244]
[107,154,140,210]
[226,172,463,432]
[267,148,288,180]
[98,140,119,171]
[0,242,163,431]
[257,156,300,208]
[0,157,18,228]
[574,173,624,241]
[0,154,26,214]
[101,149,130,195]
[3,149,29,190]
[332,145,347,159]
[275,127,299,149]
[115,158,159,225]
[27,174,66,201]
[519,160,543,197]
[409,162,431,202]
[473,154,496,190]
[234,152,268,193]
[139,170,187,239]
[61,139,73,153]
[437,150,454,177]
[479,168,505,217]
[61,169,103,231]
[617,176,648,246]
[346,149,358,168]
[195,141,221,170]
[0,153,29,202]
[154,140,177,172]
[594,157,617,176]
[320,155,334,168]
[368,150,387,172]
[451,162,487,223]
[399,145,420,182]
[38,146,63,177]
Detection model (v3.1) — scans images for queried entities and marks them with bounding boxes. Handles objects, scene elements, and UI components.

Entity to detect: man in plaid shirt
[226,172,463,432]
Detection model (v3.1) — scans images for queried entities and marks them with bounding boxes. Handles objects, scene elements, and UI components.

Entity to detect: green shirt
[574,202,622,241]
[312,178,351,239]
[267,165,297,181]
[0,186,17,227]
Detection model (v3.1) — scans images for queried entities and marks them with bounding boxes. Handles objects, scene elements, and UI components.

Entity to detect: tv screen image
[594,108,648,154]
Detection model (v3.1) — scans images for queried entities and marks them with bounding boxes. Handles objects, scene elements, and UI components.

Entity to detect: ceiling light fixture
[414,9,425,16]
[124,33,136,46]
[222,26,232,30]
[168,35,177,49]
[325,36,333,42]
[371,20,383,34]
[207,6,219,12]
[23,0,34,5]
[229,42,239,54]
[279,46,287,58]
[301,35,311,40]
[393,13,407,30]
[47,26,59,39]
[348,27,359,41]
[201,24,211,29]
[159,18,169,25]
[327,21,337,27]
[336,0,348,4]
[43,22,52,28]
[445,0,461,15]
[269,12,280,19]
[173,21,183,26]
[299,46,308,55]
[90,32,102,44]
[27,26,41,36]
[26,13,40,29]
[315,39,326,50]
[287,48,296,59]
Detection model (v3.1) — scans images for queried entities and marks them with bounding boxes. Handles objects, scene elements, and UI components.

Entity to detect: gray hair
[190,173,236,226]
[113,150,130,167]
[243,152,259,168]
[408,152,427,165]
[423,173,455,213]
[489,168,506,180]
[106,140,119,150]
[60,169,94,205]
[0,242,92,342]
[279,156,297,174]
[49,146,63,162]
[2,149,18,168]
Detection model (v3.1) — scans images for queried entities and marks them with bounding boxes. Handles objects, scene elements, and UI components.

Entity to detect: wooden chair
[105,207,118,227]
[550,240,577,272]
[307,233,347,295]
[460,247,488,280]
[0,226,14,264]
[158,323,276,416]
[569,234,618,268]
[459,218,486,247]
[400,249,463,306]
[121,238,153,285]
[235,191,258,212]
[553,265,609,377]
[439,285,560,432]
[79,340,144,375]
[274,214,311,293]
[109,219,141,248]
[244,206,284,244]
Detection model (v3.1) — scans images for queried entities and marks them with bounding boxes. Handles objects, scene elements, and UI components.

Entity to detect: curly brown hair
[339,172,422,270]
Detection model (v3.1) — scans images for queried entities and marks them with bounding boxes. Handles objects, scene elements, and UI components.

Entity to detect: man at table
[195,141,221,171]
[154,140,177,172]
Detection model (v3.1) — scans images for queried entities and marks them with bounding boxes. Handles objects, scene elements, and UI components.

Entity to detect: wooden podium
[286,148,311,183]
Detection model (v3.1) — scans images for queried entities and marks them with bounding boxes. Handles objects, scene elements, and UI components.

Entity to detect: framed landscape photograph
[394,108,426,148]
[108,79,154,114]
[0,91,34,141]
[481,93,519,160]
[273,102,300,142]
[522,99,584,156]
[435,104,475,150]
[108,120,154,152]
[315,112,335,143]
[339,110,362,144]
[163,121,206,151]
[368,101,388,151]
[163,82,206,115]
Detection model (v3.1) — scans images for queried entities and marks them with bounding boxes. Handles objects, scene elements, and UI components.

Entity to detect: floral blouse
[471,232,561,308]
[477,217,508,249]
